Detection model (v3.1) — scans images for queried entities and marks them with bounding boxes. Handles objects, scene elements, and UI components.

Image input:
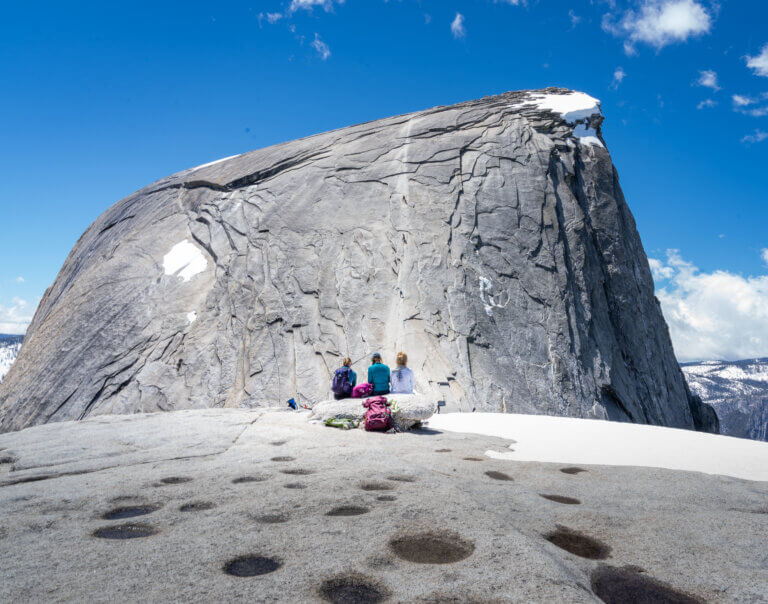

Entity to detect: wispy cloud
[695,69,720,91]
[569,10,581,28]
[289,0,344,13]
[697,99,716,109]
[762,248,768,267]
[611,66,626,89]
[741,130,768,144]
[650,250,768,361]
[15,277,24,283]
[311,33,331,60]
[602,0,713,55]
[732,93,768,117]
[0,297,33,335]
[451,12,466,39]
[746,44,768,78]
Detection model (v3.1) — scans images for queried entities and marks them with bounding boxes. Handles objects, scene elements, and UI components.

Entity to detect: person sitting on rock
[390,351,415,394]
[331,357,357,400]
[367,353,391,396]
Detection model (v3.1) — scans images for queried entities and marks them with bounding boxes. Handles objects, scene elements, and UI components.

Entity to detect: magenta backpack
[351,382,373,399]
[363,396,391,432]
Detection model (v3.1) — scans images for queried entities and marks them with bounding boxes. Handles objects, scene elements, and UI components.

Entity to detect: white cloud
[611,66,626,88]
[762,249,768,267]
[451,12,466,39]
[732,93,768,116]
[569,10,582,27]
[494,0,525,4]
[741,130,768,144]
[15,276,24,283]
[650,250,768,362]
[603,0,712,54]
[289,0,343,13]
[0,297,34,335]
[746,44,768,78]
[695,69,720,91]
[733,94,756,106]
[266,12,283,24]
[697,99,716,109]
[311,33,331,60]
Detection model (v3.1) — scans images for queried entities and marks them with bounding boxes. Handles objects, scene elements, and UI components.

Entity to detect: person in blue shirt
[367,352,391,396]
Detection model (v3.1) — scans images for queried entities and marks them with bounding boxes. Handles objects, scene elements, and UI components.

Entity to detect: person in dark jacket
[367,353,390,396]
[332,357,357,400]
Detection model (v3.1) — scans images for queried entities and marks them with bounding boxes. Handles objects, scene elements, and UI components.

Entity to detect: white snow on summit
[513,91,604,147]
[428,412,768,482]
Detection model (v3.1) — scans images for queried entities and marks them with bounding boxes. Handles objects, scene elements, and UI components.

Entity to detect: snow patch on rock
[514,91,604,148]
[190,154,241,171]
[163,240,208,282]
[427,412,768,482]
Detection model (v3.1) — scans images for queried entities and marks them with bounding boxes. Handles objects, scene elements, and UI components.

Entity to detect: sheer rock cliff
[0,88,718,433]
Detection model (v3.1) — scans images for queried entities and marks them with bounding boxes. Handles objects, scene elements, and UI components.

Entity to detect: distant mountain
[682,358,768,442]
[0,335,23,383]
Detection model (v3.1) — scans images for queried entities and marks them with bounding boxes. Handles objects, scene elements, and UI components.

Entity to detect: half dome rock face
[0,88,717,433]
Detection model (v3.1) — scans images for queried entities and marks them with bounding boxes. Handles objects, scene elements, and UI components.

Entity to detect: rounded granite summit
[0,88,716,434]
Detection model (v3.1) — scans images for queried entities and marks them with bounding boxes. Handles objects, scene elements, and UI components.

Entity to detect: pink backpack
[363,396,392,432]
[351,382,373,398]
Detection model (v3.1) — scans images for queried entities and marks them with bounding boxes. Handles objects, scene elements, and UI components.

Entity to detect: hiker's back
[367,362,390,395]
[391,366,414,394]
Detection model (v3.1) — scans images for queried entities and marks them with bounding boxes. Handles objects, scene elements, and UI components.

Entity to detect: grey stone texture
[0,410,763,602]
[0,88,716,433]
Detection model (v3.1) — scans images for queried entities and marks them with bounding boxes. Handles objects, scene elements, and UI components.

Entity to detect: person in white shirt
[390,351,415,394]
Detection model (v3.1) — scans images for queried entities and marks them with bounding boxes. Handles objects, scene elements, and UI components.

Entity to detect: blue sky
[1,0,767,360]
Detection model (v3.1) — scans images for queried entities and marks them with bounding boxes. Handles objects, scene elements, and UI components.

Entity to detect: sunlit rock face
[0,88,716,433]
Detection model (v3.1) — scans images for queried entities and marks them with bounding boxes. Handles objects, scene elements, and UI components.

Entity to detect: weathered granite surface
[0,88,716,433]
[0,410,763,602]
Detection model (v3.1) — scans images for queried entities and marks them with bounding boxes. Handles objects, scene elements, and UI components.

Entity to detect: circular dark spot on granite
[271,456,295,462]
[319,572,390,604]
[434,449,452,453]
[102,505,160,520]
[462,457,484,462]
[223,555,282,577]
[0,455,16,464]
[560,467,587,475]
[485,470,513,481]
[270,441,287,446]
[359,481,393,491]
[93,523,158,539]
[377,495,397,502]
[159,476,192,485]
[326,505,370,517]
[540,494,581,505]
[389,530,475,564]
[591,565,703,603]
[281,468,314,476]
[254,513,288,524]
[386,475,416,482]
[284,482,307,489]
[232,475,268,484]
[180,501,215,512]
[545,527,610,560]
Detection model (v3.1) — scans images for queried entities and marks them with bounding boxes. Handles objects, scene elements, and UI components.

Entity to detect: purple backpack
[332,367,353,397]
[351,382,373,399]
[363,396,392,432]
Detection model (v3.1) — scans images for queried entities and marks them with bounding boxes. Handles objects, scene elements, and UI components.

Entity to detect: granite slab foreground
[0,409,764,602]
